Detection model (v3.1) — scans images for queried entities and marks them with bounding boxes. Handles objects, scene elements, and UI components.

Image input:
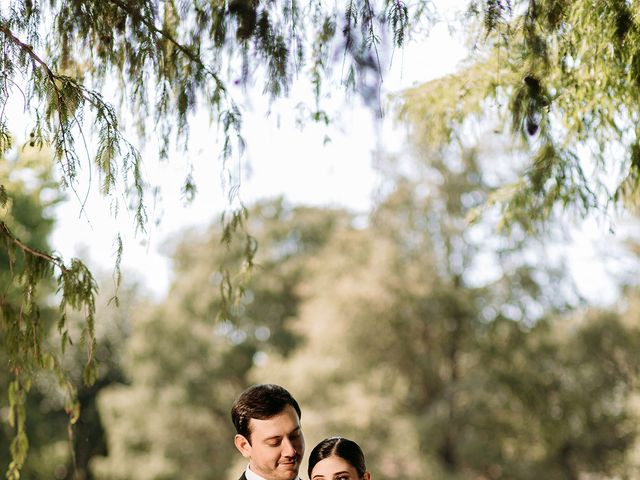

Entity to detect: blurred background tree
[3,155,639,478]
[249,133,640,479]
[90,201,352,479]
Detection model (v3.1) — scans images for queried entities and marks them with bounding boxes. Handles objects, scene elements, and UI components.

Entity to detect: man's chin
[277,461,299,478]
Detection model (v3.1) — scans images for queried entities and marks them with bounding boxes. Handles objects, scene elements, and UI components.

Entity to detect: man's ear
[234,434,252,458]
[363,472,371,480]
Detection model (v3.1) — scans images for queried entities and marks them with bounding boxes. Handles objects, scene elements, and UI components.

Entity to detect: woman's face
[310,455,370,480]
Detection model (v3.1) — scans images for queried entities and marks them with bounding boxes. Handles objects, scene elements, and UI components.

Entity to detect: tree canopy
[4,0,640,477]
[401,0,640,228]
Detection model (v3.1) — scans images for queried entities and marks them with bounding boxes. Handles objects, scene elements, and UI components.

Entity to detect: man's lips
[278,459,299,468]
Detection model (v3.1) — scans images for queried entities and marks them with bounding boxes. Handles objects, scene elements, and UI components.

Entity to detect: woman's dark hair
[231,384,301,441]
[308,437,366,478]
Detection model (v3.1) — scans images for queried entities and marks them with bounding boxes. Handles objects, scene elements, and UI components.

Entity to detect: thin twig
[0,24,80,182]
[0,222,67,273]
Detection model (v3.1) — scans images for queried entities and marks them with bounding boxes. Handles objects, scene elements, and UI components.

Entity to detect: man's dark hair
[231,384,302,441]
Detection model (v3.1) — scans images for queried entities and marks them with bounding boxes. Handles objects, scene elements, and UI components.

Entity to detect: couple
[231,384,372,480]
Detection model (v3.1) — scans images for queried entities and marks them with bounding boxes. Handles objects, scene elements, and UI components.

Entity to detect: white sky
[5,0,630,303]
[47,2,472,297]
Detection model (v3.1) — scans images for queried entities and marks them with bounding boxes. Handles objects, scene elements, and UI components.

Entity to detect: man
[231,384,305,480]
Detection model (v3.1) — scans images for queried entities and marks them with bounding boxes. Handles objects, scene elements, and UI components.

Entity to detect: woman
[308,437,371,480]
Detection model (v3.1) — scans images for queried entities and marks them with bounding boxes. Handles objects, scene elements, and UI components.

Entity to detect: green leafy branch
[0,218,97,480]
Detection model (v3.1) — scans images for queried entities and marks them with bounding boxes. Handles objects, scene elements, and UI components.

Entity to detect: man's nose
[282,437,297,457]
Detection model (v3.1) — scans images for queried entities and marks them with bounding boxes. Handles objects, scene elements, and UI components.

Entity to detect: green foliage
[0,0,440,208]
[402,0,640,226]
[479,312,640,479]
[1,281,136,480]
[0,146,100,479]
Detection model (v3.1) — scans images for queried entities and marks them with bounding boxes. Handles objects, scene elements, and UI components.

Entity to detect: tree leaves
[7,379,30,480]
[0,152,96,479]
[400,1,640,228]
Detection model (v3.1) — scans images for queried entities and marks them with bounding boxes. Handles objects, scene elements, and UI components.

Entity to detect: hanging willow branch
[0,217,97,479]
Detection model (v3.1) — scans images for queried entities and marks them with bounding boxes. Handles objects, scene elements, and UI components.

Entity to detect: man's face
[234,404,305,480]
